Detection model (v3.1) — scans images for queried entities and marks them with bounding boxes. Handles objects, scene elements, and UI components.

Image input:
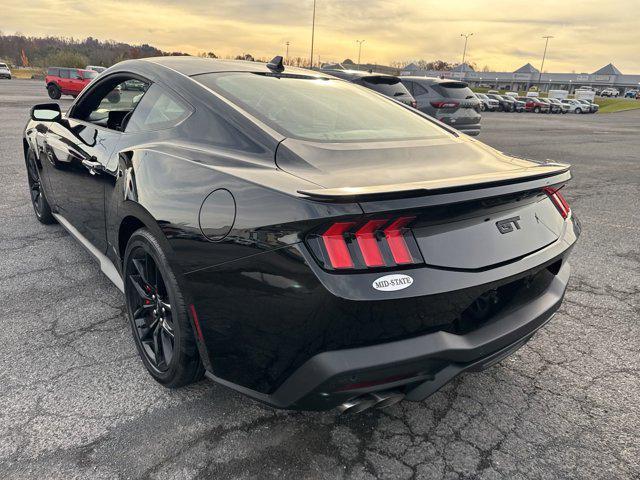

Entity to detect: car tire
[124,228,205,388]
[480,104,485,112]
[25,148,56,224]
[47,84,62,100]
[575,108,582,114]
[534,107,540,113]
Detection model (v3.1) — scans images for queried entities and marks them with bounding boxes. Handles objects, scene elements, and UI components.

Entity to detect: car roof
[322,69,398,79]
[400,76,466,86]
[142,56,332,78]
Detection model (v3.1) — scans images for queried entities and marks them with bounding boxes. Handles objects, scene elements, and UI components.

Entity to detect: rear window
[197,72,448,142]
[431,82,475,100]
[361,76,411,98]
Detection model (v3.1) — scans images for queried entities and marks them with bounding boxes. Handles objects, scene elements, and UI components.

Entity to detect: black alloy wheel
[126,246,176,373]
[124,229,204,387]
[26,149,55,224]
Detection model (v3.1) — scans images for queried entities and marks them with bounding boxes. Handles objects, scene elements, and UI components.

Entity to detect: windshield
[197,72,448,142]
[0,63,7,68]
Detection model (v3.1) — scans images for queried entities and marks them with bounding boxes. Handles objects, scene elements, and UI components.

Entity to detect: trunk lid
[284,137,571,272]
[277,136,568,196]
[410,194,565,270]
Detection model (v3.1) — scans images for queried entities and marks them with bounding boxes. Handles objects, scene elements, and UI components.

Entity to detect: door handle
[82,158,105,174]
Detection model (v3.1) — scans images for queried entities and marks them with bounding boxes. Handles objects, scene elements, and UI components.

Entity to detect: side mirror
[31,103,61,122]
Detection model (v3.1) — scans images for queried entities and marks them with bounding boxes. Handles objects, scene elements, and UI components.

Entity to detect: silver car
[561,99,588,114]
[0,62,11,79]
[577,99,599,113]
[475,93,499,112]
[400,77,482,136]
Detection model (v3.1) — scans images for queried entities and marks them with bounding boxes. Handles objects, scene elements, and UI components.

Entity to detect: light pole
[538,35,553,87]
[309,0,317,68]
[285,41,290,64]
[460,33,473,66]
[356,39,365,70]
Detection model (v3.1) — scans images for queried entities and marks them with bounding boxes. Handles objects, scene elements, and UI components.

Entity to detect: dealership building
[400,62,640,94]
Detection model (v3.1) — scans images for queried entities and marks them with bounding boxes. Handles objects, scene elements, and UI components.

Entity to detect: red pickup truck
[45,67,98,99]
[518,96,550,113]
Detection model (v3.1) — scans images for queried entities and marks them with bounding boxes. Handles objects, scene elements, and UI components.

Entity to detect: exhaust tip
[369,390,405,409]
[337,397,376,415]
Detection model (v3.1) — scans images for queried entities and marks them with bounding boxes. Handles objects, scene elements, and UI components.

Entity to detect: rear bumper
[205,259,571,411]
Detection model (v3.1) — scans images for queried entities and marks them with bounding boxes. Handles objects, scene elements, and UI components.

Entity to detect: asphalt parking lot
[1,78,638,480]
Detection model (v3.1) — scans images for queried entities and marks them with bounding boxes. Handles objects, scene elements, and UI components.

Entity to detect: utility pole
[309,0,316,68]
[285,41,290,64]
[356,39,365,70]
[538,36,553,88]
[460,33,473,66]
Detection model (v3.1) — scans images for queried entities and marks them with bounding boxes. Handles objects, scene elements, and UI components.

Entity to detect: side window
[414,84,430,97]
[71,76,151,131]
[125,84,191,133]
[403,81,414,95]
[59,69,70,79]
[47,67,59,77]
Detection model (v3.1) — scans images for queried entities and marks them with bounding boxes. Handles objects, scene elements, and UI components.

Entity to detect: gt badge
[496,216,521,234]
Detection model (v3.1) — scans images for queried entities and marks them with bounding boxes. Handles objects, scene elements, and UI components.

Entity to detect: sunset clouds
[2,0,639,72]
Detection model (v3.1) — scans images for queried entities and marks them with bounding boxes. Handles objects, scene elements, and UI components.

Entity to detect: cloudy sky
[2,0,639,73]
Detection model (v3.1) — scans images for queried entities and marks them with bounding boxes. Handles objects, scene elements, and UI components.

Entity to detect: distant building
[400,62,640,94]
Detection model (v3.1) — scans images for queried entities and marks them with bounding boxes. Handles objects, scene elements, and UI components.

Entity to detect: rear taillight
[384,217,415,265]
[321,222,356,269]
[430,100,459,109]
[543,187,571,218]
[312,217,423,271]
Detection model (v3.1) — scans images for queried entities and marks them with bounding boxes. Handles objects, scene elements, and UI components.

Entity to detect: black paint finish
[23,56,579,410]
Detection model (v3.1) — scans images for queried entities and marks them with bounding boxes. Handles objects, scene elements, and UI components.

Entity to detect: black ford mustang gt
[23,56,579,413]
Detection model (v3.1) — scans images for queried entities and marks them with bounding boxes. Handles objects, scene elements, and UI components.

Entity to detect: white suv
[562,99,589,114]
[600,88,619,98]
[0,62,11,79]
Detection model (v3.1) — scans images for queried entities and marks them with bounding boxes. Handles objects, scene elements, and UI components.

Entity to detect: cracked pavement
[1,80,638,479]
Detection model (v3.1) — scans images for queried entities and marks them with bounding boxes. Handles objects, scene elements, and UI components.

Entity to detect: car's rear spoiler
[297,163,570,202]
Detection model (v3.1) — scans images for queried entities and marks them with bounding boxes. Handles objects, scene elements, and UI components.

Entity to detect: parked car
[577,99,599,113]
[324,70,416,108]
[474,93,499,112]
[547,97,569,113]
[22,56,579,413]
[561,99,588,113]
[0,62,12,79]
[513,98,526,112]
[599,88,619,98]
[45,67,98,99]
[538,98,561,114]
[518,96,550,113]
[624,89,638,99]
[123,79,147,91]
[86,65,107,73]
[400,77,481,135]
[486,93,515,112]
